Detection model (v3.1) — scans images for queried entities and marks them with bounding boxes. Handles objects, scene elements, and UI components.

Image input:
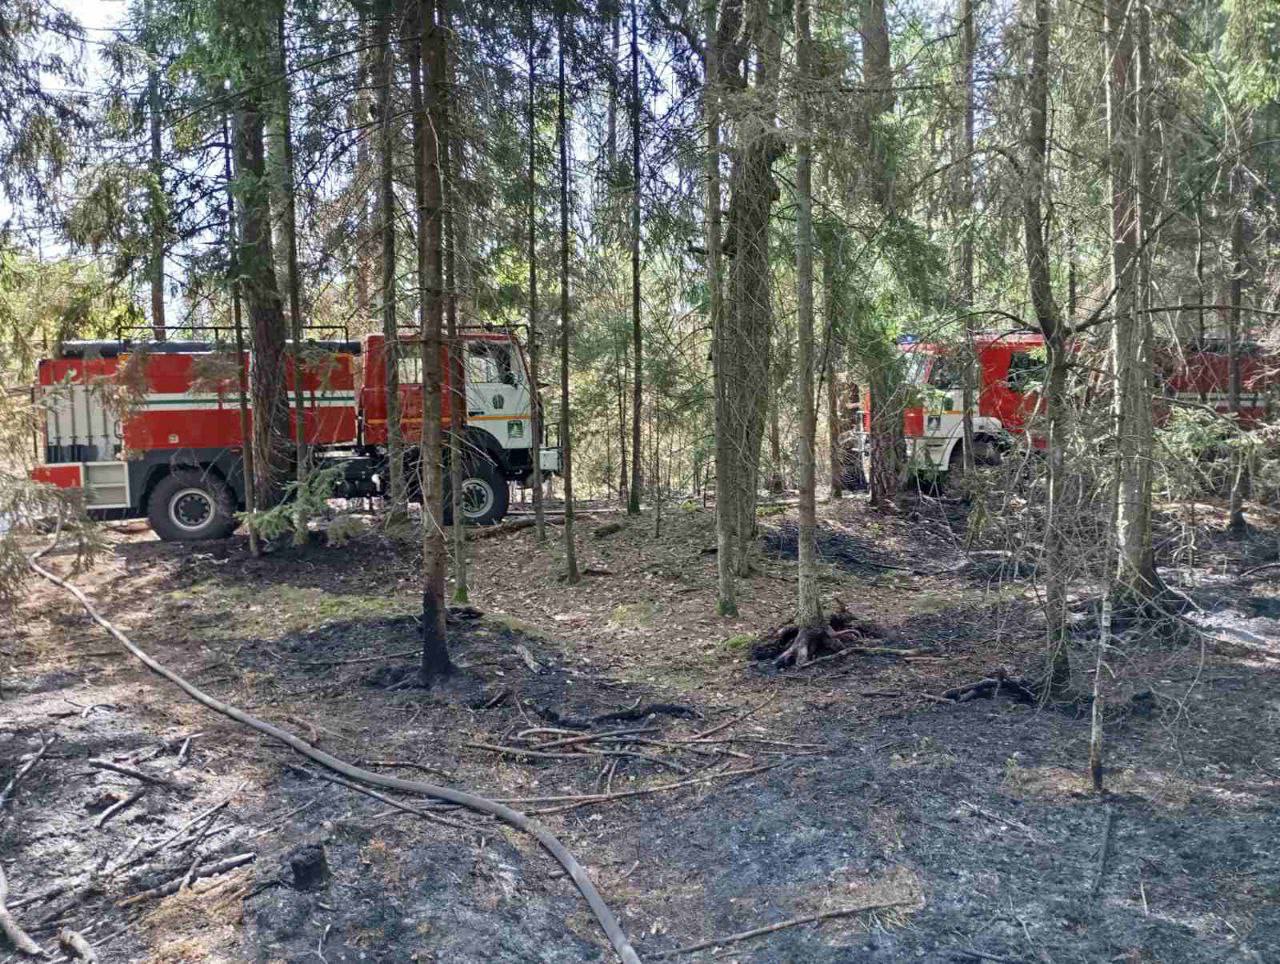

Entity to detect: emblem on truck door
[492,394,504,410]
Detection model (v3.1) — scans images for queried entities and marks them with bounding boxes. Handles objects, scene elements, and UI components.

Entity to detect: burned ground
[1,495,1277,962]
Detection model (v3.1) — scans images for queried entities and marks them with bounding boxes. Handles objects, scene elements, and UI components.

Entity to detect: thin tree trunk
[794,0,821,629]
[860,0,902,511]
[442,0,468,601]
[1227,168,1248,533]
[707,0,736,616]
[1021,0,1070,693]
[353,23,374,324]
[957,0,976,475]
[233,96,290,508]
[413,0,451,682]
[224,111,258,557]
[1107,0,1157,604]
[147,0,165,342]
[277,11,309,545]
[557,0,580,584]
[377,3,406,524]
[627,0,643,516]
[821,240,843,498]
[527,0,546,544]
[724,0,782,573]
[768,402,783,493]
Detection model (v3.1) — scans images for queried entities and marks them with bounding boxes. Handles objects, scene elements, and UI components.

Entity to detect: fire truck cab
[29,328,559,541]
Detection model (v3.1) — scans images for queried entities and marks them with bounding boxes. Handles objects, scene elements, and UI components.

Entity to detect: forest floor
[1,491,1278,963]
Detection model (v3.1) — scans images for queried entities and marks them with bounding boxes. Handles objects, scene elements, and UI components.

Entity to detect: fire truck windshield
[467,342,516,386]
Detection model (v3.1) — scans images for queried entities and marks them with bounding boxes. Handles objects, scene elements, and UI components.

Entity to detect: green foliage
[240,464,343,542]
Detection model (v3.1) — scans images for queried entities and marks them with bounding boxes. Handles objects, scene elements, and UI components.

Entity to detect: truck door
[464,339,531,454]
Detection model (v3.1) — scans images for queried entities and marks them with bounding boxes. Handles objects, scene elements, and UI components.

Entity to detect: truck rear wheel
[148,470,238,542]
[444,458,508,526]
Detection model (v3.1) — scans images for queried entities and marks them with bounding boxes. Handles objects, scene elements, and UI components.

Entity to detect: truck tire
[444,458,509,526]
[147,470,238,542]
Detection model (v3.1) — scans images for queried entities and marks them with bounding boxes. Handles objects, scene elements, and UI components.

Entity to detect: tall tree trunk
[822,247,842,498]
[276,11,309,544]
[224,111,258,557]
[353,24,374,324]
[723,0,783,574]
[860,0,902,511]
[707,0,736,616]
[146,0,165,342]
[794,0,821,629]
[442,0,468,602]
[956,0,976,475]
[627,0,643,516]
[767,400,784,493]
[413,0,452,682]
[376,3,406,524]
[1021,0,1070,694]
[234,96,290,508]
[557,0,580,584]
[1106,0,1157,605]
[527,0,547,544]
[1227,164,1248,534]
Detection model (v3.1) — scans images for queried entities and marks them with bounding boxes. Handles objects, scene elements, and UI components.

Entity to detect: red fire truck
[29,328,559,540]
[844,332,1277,480]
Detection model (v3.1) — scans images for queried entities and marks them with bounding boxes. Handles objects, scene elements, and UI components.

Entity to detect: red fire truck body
[846,333,1277,478]
[30,329,558,540]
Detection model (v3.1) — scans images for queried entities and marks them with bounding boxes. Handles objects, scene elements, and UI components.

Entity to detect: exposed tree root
[29,538,642,964]
[751,602,892,669]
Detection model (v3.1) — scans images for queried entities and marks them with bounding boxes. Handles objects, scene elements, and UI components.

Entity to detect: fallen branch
[1239,560,1280,580]
[95,788,146,828]
[651,896,916,958]
[87,759,178,788]
[292,766,484,833]
[465,518,539,540]
[506,762,783,815]
[682,696,777,742]
[30,537,641,964]
[0,865,45,957]
[58,928,98,963]
[0,737,54,814]
[293,648,419,667]
[116,853,256,907]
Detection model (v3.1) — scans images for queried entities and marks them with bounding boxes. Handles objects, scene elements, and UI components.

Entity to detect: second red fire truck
[843,332,1277,482]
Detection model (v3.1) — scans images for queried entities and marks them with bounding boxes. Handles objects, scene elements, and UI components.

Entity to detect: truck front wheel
[444,459,509,526]
[147,470,238,542]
